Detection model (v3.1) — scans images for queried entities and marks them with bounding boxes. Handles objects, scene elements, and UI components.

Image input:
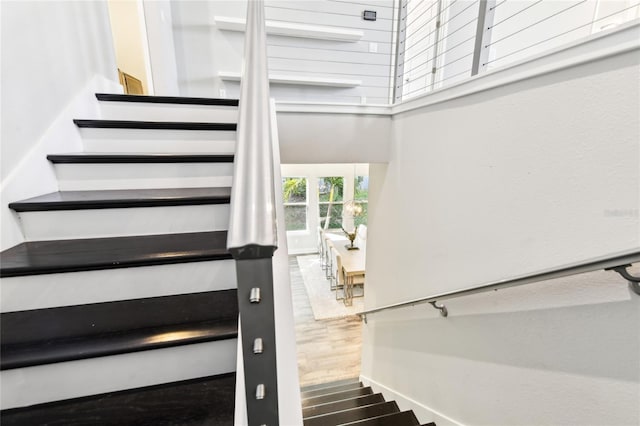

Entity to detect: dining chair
[329,245,340,291]
[317,226,324,263]
[325,239,334,281]
[355,224,367,248]
[320,229,329,272]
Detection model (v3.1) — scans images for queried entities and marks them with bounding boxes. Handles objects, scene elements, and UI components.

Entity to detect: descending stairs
[0,94,241,424]
[301,378,435,426]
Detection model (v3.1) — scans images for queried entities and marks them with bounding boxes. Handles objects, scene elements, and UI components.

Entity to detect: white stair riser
[1,259,236,312]
[99,102,238,123]
[1,339,237,409]
[18,204,230,241]
[79,128,236,153]
[54,163,233,190]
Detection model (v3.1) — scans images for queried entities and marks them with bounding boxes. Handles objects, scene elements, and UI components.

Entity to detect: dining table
[332,238,366,306]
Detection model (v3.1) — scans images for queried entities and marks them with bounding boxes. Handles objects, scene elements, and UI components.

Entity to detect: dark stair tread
[0,231,231,278]
[304,401,399,426]
[1,317,237,370]
[339,411,420,426]
[74,119,236,131]
[301,377,361,393]
[96,93,239,106]
[0,373,235,426]
[9,187,232,212]
[421,423,437,426]
[1,290,238,345]
[302,387,374,408]
[301,382,363,399]
[303,394,386,419]
[48,153,235,163]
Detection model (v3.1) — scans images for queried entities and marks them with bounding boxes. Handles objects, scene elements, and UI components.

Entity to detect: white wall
[107,0,154,94]
[277,111,391,163]
[170,0,395,103]
[1,1,119,250]
[281,163,369,254]
[143,0,180,96]
[361,41,640,424]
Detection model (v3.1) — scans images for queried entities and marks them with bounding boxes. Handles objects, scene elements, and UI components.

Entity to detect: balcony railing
[395,0,640,102]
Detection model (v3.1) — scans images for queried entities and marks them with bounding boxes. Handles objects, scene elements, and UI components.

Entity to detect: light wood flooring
[289,256,362,387]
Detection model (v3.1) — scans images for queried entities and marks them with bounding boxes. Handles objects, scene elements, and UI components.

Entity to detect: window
[318,177,344,229]
[282,177,307,231]
[280,166,369,254]
[354,176,369,227]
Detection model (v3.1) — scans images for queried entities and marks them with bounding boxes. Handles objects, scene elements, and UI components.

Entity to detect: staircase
[301,378,435,426]
[0,93,241,425]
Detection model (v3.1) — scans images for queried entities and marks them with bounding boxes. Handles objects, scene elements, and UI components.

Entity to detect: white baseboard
[359,374,465,426]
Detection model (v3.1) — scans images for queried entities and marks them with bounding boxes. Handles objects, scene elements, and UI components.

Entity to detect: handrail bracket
[429,301,448,317]
[607,264,640,295]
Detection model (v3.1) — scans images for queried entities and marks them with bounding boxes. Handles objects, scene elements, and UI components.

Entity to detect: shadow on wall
[368,292,639,381]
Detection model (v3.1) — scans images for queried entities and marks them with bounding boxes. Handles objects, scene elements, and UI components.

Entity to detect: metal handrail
[359,248,640,321]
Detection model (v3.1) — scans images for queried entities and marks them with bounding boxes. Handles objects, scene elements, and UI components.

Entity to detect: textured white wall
[361,47,640,424]
[0,1,119,250]
[0,1,117,181]
[277,112,391,163]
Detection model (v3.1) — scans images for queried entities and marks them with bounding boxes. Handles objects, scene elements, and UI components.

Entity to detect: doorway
[107,0,154,95]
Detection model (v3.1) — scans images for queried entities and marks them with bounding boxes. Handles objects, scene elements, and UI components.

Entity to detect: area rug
[296,255,364,320]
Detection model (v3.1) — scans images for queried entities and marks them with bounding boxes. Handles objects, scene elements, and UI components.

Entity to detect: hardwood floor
[289,255,362,387]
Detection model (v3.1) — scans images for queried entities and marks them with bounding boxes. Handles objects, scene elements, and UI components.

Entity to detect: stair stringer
[360,375,463,426]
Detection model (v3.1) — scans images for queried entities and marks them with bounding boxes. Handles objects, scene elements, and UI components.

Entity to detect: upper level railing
[359,249,640,321]
[188,1,639,106]
[394,0,640,102]
[227,1,280,425]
